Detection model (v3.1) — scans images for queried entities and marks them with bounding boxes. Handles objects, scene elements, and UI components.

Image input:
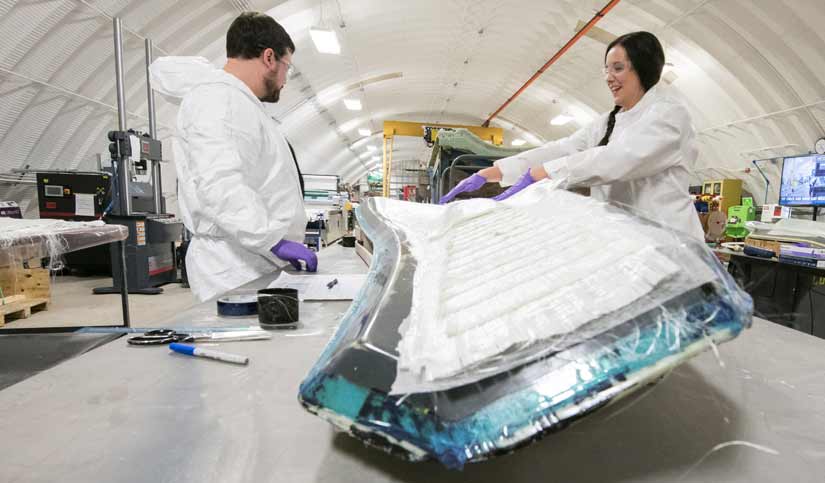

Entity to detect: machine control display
[44,185,64,197]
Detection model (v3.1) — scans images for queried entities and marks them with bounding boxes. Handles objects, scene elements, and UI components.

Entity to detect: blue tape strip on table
[216,295,259,316]
[78,327,263,334]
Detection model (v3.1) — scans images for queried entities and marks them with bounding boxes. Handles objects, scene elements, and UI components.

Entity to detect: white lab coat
[494,84,704,240]
[150,57,307,301]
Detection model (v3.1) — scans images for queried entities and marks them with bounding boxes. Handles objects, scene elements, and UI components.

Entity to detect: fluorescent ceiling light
[523,133,543,145]
[371,156,380,162]
[344,98,362,111]
[309,27,341,55]
[511,139,526,146]
[662,62,679,84]
[358,128,371,137]
[551,114,573,126]
[359,152,371,159]
[366,145,377,152]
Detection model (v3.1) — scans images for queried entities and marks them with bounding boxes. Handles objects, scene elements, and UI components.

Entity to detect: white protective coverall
[150,57,307,301]
[494,84,704,240]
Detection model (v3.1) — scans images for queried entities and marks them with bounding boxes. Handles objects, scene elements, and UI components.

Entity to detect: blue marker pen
[169,343,249,365]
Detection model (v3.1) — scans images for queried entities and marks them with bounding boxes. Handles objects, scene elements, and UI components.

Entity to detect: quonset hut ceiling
[0,0,824,215]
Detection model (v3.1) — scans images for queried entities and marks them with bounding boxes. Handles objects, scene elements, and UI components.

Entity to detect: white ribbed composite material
[380,181,717,394]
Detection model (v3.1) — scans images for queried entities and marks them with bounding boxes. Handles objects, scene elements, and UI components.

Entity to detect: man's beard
[260,77,281,103]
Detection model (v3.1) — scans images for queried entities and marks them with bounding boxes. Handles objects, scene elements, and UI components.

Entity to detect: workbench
[0,220,130,329]
[1,244,824,482]
[0,220,128,268]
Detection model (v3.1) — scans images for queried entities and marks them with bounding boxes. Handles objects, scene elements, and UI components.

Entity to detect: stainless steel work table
[1,244,823,482]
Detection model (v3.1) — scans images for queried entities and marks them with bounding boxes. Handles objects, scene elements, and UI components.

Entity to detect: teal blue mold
[299,288,750,469]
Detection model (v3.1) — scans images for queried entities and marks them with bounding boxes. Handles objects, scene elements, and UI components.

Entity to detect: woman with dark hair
[440,31,704,239]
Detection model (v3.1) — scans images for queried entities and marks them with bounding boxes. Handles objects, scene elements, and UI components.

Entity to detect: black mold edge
[299,382,621,469]
[299,397,429,463]
[349,426,426,462]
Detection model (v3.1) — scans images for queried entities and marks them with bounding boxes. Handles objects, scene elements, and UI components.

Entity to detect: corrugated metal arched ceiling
[1,0,824,214]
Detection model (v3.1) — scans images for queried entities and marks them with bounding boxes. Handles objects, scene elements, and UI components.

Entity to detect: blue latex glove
[492,169,536,201]
[271,239,318,272]
[439,173,488,204]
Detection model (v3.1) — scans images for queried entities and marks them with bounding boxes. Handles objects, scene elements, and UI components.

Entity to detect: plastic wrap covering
[0,219,128,268]
[298,181,752,469]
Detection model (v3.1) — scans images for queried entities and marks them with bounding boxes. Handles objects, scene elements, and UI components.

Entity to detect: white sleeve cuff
[494,155,529,186]
[543,158,570,188]
[261,232,288,262]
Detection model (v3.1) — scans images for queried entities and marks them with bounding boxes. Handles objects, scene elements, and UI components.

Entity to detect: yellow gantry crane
[381,121,504,197]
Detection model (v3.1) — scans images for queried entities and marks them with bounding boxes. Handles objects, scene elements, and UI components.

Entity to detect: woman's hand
[529,165,548,181]
[478,166,503,182]
[492,166,551,201]
[492,169,534,201]
[439,173,488,204]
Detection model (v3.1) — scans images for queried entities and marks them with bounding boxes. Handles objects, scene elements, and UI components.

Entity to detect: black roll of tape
[217,294,259,317]
[257,288,299,329]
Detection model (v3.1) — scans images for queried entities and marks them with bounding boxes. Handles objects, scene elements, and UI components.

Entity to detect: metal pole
[388,135,394,198]
[113,17,132,216]
[144,39,157,138]
[113,17,127,132]
[382,136,389,197]
[113,18,130,324]
[118,240,131,327]
[145,38,163,214]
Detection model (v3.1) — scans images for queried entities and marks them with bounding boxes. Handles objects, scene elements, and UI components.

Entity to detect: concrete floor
[0,275,198,329]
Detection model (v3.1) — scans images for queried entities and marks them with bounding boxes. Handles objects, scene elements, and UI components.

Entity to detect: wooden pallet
[0,296,49,326]
[0,265,50,300]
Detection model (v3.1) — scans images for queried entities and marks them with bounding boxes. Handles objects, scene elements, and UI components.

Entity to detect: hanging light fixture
[344,99,362,111]
[310,27,341,54]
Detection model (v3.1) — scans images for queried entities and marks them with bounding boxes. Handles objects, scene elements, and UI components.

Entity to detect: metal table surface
[1,244,824,482]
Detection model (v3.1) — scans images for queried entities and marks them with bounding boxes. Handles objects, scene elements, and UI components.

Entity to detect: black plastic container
[342,235,356,247]
[257,288,299,329]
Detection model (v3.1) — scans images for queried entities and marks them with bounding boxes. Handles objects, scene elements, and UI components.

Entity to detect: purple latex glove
[271,239,318,272]
[439,173,488,204]
[492,169,535,201]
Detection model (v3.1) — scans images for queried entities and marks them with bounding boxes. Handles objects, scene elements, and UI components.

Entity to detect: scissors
[127,329,271,346]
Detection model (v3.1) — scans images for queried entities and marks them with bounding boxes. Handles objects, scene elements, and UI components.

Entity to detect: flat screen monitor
[779,154,825,206]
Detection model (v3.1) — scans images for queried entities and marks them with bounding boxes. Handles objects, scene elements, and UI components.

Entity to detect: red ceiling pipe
[482,0,622,127]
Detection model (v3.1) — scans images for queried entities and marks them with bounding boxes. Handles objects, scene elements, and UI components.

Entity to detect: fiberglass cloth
[381,181,717,394]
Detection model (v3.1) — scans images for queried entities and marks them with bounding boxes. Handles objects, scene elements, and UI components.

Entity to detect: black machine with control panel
[36,172,111,220]
[93,130,182,295]
[35,172,114,274]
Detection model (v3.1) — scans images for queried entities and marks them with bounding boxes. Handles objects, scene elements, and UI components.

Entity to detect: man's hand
[271,240,318,272]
